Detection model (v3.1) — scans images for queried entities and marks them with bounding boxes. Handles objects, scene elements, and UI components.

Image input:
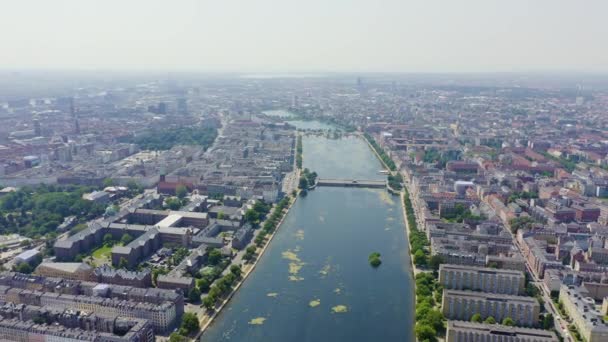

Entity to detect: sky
[1,0,607,73]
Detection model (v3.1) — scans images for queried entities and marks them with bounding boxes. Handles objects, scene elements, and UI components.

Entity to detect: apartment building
[559,285,608,342]
[439,264,525,295]
[442,290,540,327]
[446,321,558,342]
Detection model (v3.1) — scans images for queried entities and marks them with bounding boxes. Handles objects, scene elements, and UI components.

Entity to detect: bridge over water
[316,178,386,188]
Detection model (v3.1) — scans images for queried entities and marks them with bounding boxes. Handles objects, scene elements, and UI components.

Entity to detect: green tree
[202,295,215,311]
[422,310,445,332]
[103,233,114,247]
[15,262,32,274]
[244,246,257,261]
[542,313,554,330]
[230,265,242,277]
[502,317,515,326]
[484,316,496,324]
[180,312,200,335]
[471,313,482,323]
[126,180,143,195]
[168,332,188,342]
[414,249,427,266]
[188,287,201,302]
[428,255,444,271]
[165,197,182,210]
[415,324,436,342]
[298,177,309,190]
[103,178,114,188]
[368,252,382,267]
[416,303,432,320]
[197,278,210,292]
[208,248,222,265]
[118,257,129,269]
[176,185,188,199]
[120,233,133,245]
[245,209,260,224]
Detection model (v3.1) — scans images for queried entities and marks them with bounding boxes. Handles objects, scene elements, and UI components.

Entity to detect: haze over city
[1,0,608,72]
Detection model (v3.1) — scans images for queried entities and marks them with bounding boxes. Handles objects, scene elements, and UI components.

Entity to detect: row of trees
[414,273,445,341]
[404,187,431,267]
[169,312,200,341]
[201,265,243,310]
[387,173,403,191]
[244,200,272,227]
[404,185,447,341]
[296,135,303,169]
[191,253,231,297]
[364,133,396,171]
[248,196,292,258]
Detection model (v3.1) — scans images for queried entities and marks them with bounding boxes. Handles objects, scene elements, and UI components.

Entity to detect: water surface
[201,136,414,342]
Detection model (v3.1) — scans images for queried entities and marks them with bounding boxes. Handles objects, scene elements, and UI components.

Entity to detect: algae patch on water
[331,305,348,313]
[309,299,321,307]
[295,229,305,240]
[378,191,395,205]
[281,250,301,262]
[266,293,278,297]
[319,264,331,277]
[249,317,266,325]
[288,276,304,281]
[283,249,305,276]
[289,262,304,274]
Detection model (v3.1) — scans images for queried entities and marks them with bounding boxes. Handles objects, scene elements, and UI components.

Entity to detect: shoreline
[359,132,393,173]
[195,195,298,340]
[400,187,421,276]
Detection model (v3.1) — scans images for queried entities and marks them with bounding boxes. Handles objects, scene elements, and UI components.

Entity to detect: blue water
[201,136,414,342]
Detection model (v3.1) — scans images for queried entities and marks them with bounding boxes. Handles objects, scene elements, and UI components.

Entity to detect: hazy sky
[2,0,607,72]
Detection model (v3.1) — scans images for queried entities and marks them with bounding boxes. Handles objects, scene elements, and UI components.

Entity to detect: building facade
[439,264,525,295]
[442,290,540,327]
[446,321,558,342]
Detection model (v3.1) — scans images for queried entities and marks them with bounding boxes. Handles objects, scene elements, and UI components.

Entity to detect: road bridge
[316,178,386,189]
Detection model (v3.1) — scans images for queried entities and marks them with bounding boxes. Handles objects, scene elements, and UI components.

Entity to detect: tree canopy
[127,127,217,151]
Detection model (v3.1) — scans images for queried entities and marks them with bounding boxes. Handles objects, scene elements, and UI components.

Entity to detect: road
[514,239,573,341]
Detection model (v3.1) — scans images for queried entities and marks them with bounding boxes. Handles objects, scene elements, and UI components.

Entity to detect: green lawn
[92,245,113,259]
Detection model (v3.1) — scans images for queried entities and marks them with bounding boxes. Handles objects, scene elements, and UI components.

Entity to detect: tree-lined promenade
[403,185,446,342]
[363,133,396,171]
